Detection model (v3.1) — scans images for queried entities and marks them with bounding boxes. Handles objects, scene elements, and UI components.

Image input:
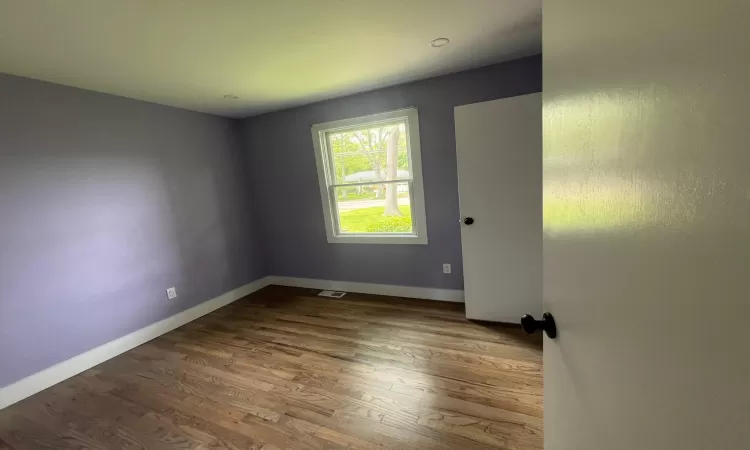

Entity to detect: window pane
[327,122,410,185]
[335,183,413,234]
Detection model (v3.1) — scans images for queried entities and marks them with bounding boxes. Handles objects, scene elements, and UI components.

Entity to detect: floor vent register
[317,290,347,298]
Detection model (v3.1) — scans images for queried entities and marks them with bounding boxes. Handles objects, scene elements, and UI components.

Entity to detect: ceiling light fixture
[430,38,450,48]
[224,94,239,100]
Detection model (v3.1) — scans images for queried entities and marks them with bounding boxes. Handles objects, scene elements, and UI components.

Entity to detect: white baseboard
[267,276,465,303]
[0,276,272,410]
[0,275,463,411]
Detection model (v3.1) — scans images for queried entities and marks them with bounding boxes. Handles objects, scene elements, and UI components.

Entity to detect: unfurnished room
[1,1,749,450]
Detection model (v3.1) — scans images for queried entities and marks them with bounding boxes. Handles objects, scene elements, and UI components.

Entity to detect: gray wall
[241,55,541,289]
[0,74,264,388]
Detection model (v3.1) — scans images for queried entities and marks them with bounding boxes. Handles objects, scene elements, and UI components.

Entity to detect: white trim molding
[0,275,463,411]
[0,277,272,410]
[268,276,464,303]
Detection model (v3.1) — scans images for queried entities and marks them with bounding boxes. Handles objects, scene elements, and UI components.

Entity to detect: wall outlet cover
[443,264,452,274]
[166,287,177,299]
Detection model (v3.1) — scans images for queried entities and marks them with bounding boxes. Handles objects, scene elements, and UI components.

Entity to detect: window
[311,108,428,244]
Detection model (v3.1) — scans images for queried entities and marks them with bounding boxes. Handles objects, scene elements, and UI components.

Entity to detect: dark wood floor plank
[0,285,543,449]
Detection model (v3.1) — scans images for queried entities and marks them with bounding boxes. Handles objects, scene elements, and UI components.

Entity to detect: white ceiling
[0,0,541,118]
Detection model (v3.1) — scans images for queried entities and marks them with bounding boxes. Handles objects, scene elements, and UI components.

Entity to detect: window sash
[323,119,406,137]
[311,107,427,245]
[329,180,418,236]
[328,179,411,189]
[323,120,410,187]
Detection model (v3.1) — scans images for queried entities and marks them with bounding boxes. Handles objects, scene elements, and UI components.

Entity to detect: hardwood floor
[0,285,543,450]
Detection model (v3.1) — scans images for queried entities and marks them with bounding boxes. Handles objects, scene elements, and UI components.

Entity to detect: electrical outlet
[166,287,177,299]
[443,264,452,274]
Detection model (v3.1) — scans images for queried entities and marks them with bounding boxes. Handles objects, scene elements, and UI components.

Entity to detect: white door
[455,94,542,322]
[544,0,750,448]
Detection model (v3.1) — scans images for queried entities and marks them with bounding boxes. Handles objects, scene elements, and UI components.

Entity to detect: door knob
[463,217,475,225]
[521,313,557,339]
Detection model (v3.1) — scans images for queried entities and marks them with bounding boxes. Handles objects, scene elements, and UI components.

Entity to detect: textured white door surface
[455,94,542,322]
[544,0,750,449]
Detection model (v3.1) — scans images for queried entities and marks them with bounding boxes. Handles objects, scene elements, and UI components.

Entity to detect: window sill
[327,234,428,245]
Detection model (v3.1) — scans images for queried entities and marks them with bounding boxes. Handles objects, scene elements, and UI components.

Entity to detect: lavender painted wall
[241,55,541,289]
[0,56,539,387]
[0,74,264,387]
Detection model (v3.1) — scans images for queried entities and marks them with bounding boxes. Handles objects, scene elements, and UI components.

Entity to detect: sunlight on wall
[544,177,655,233]
[543,90,697,235]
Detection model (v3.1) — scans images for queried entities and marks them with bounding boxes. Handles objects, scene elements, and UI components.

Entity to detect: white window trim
[311,108,428,245]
